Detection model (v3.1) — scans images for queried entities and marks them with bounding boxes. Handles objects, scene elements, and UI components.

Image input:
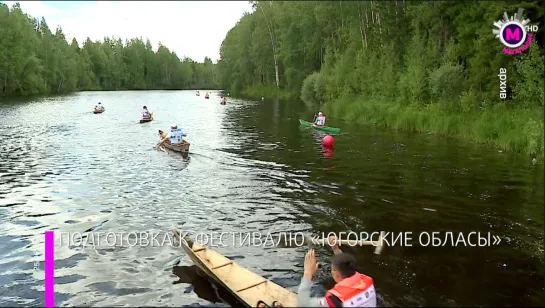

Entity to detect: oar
[301,231,386,255]
[153,141,166,152]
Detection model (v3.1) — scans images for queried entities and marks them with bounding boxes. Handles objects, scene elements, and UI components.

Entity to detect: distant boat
[139,112,153,123]
[196,91,200,96]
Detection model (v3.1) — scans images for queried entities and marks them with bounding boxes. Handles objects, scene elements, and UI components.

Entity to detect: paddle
[301,231,386,255]
[154,133,168,151]
[153,144,166,152]
[154,139,167,151]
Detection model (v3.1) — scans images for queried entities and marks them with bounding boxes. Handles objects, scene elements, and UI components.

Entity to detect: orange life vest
[325,272,376,307]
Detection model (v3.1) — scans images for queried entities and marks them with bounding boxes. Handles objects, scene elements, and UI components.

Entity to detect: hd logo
[492,8,538,55]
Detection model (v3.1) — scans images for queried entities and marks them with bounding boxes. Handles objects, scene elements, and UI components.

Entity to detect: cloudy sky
[2,1,253,62]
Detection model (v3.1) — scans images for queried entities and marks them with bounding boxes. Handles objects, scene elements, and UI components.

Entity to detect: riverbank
[0,87,223,103]
[238,84,297,101]
[323,95,544,160]
[231,84,544,160]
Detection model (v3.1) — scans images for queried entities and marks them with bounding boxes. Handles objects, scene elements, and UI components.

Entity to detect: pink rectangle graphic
[45,230,55,307]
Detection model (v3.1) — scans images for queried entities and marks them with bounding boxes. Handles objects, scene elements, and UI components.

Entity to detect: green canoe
[299,119,341,133]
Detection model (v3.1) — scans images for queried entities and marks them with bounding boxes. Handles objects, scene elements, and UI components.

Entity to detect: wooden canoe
[172,229,297,307]
[140,112,153,123]
[93,109,104,114]
[163,141,190,154]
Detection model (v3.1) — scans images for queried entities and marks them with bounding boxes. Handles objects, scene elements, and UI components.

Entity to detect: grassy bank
[238,84,298,101]
[324,95,544,159]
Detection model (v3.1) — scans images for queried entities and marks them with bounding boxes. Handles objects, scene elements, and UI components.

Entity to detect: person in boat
[95,102,104,110]
[296,236,377,307]
[142,106,151,119]
[313,112,326,126]
[157,124,187,147]
[158,129,167,140]
[221,97,227,104]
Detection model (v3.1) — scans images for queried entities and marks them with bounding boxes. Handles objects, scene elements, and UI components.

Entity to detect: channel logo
[492,8,538,55]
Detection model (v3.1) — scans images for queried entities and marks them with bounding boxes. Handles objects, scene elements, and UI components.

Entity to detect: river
[0,90,543,307]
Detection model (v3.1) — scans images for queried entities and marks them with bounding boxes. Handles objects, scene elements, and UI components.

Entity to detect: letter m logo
[506,28,521,41]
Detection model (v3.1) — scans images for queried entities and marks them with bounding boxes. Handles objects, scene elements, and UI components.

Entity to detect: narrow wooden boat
[172,228,297,308]
[139,112,153,123]
[299,119,340,134]
[163,141,190,154]
[205,96,209,99]
[93,109,104,114]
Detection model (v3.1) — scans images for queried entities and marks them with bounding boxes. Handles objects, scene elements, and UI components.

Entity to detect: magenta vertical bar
[44,230,55,307]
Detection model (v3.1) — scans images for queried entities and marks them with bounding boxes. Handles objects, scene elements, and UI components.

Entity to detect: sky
[2,1,253,62]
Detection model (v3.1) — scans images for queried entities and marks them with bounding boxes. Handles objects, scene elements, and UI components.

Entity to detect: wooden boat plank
[194,247,264,290]
[211,261,233,270]
[200,247,296,306]
[163,142,190,154]
[176,230,297,307]
[212,263,264,292]
[238,283,294,305]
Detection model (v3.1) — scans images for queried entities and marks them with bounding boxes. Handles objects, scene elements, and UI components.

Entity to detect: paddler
[157,124,186,147]
[313,112,326,126]
[142,106,151,119]
[158,129,167,140]
[221,97,227,104]
[296,236,377,307]
[95,102,104,110]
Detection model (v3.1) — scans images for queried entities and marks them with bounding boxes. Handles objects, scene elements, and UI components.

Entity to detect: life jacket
[316,115,326,126]
[169,128,184,144]
[142,110,150,118]
[325,272,376,307]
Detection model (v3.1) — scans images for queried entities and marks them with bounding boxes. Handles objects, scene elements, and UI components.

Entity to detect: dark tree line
[0,3,219,97]
[217,1,544,107]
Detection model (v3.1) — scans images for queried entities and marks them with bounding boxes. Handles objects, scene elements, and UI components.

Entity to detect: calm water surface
[0,91,543,307]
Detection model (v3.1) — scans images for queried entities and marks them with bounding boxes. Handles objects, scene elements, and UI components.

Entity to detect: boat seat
[236,280,267,292]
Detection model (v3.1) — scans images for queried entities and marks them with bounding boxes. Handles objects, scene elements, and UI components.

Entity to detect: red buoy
[322,135,334,147]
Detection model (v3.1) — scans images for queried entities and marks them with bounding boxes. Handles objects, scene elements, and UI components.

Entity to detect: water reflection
[0,90,543,307]
[322,146,334,159]
[172,265,241,306]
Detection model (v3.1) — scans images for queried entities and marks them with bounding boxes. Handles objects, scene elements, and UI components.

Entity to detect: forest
[0,2,218,97]
[217,1,544,158]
